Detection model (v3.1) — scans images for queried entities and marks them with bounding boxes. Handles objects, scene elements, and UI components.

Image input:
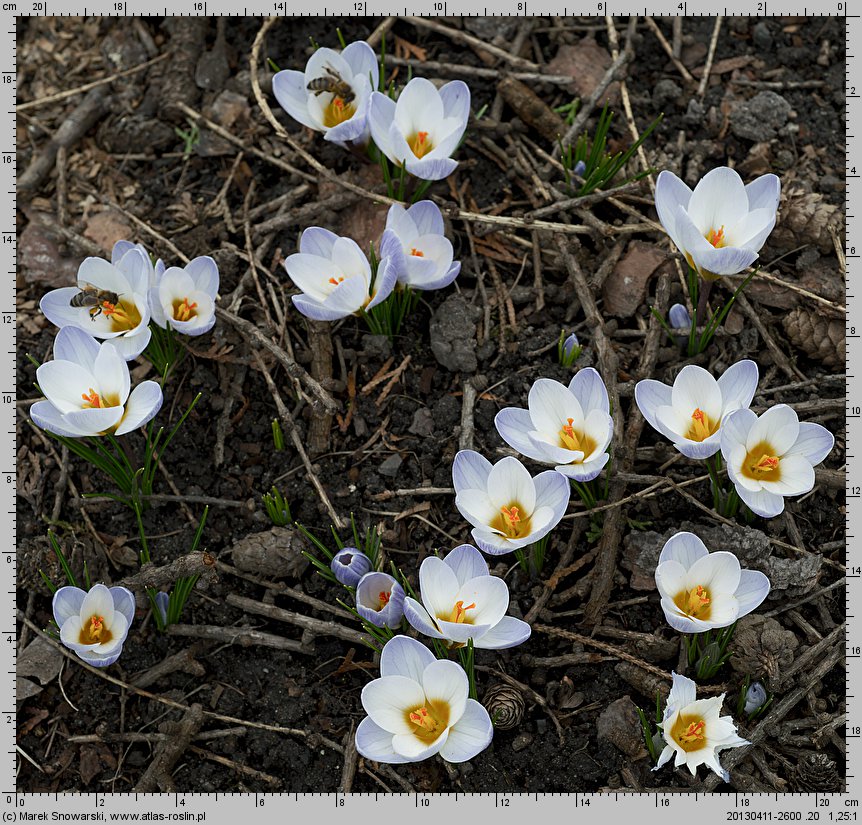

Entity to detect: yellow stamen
[408,130,433,159]
[670,713,708,752]
[322,96,356,128]
[378,590,391,609]
[741,441,783,482]
[173,297,198,323]
[492,502,532,539]
[673,584,712,620]
[409,706,438,733]
[687,407,716,442]
[101,300,142,333]
[81,388,102,409]
[679,720,706,744]
[706,226,726,248]
[559,417,581,451]
[78,614,113,646]
[448,600,476,624]
[410,248,424,257]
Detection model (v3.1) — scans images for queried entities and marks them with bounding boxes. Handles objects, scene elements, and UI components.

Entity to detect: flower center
[491,503,532,539]
[706,226,726,248]
[410,248,424,257]
[670,714,708,753]
[78,614,113,646]
[328,276,345,287]
[405,701,449,742]
[377,590,391,610]
[172,297,198,323]
[687,407,718,442]
[101,299,142,333]
[741,440,782,482]
[557,418,597,460]
[674,584,712,620]
[408,130,433,159]
[323,96,356,128]
[81,388,102,409]
[446,600,476,624]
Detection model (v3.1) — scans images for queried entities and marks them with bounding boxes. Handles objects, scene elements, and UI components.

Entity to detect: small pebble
[512,732,533,752]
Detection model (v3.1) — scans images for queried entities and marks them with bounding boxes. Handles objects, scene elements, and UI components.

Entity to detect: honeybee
[69,284,120,320]
[306,65,355,104]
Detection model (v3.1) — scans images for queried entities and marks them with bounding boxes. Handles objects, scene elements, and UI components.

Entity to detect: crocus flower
[284,227,396,321]
[655,672,748,782]
[369,77,470,181]
[669,303,692,330]
[654,531,770,634]
[111,240,164,288]
[494,370,613,482]
[40,244,154,361]
[379,201,460,290]
[655,167,780,281]
[355,635,493,763]
[272,41,379,146]
[562,332,580,358]
[355,572,405,628]
[331,547,372,588]
[149,256,219,336]
[635,360,759,460]
[53,583,135,667]
[452,451,570,556]
[30,326,163,438]
[404,544,530,649]
[720,404,834,518]
[744,682,768,716]
[154,591,170,627]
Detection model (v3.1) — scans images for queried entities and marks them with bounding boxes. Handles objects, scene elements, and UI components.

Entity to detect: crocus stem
[696,278,713,326]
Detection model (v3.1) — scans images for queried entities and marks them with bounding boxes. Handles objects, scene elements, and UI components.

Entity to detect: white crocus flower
[111,240,164,288]
[369,77,470,181]
[655,672,749,782]
[30,327,163,438]
[355,635,493,764]
[635,360,759,460]
[655,167,780,281]
[404,544,531,649]
[284,227,396,321]
[53,583,135,667]
[655,531,770,634]
[720,404,834,519]
[40,244,154,361]
[452,451,570,556]
[495,370,613,482]
[149,256,219,336]
[272,41,379,146]
[379,201,460,290]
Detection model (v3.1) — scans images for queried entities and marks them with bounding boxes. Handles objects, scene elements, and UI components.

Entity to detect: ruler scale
[8,2,855,820]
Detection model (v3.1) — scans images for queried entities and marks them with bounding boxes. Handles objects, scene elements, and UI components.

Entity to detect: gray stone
[360,334,392,361]
[731,91,792,142]
[378,454,403,478]
[752,21,773,50]
[653,79,683,109]
[408,408,435,437]
[596,696,647,758]
[429,294,478,373]
[511,732,534,752]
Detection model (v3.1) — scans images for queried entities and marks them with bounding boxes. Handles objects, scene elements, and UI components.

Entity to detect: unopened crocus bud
[154,591,170,627]
[744,681,768,716]
[355,572,405,628]
[331,547,372,588]
[563,332,579,357]
[669,303,692,330]
[572,160,587,177]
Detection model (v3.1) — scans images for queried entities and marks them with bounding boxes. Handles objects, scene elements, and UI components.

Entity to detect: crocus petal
[362,675,426,735]
[422,659,468,724]
[185,256,219,298]
[658,531,710,568]
[366,255,398,310]
[736,485,785,518]
[452,450,492,493]
[654,559,688,601]
[672,365,722,423]
[109,586,136,627]
[764,454,814,496]
[785,422,834,466]
[403,155,458,181]
[379,634,436,681]
[93,341,131,404]
[495,408,549,462]
[717,359,759,414]
[439,699,492,763]
[675,208,758,275]
[391,729,448,761]
[720,408,757,460]
[745,404,799,455]
[80,584,116,625]
[52,326,101,373]
[668,672,698,713]
[341,41,378,87]
[355,716,410,764]
[533,470,571,526]
[443,544,488,586]
[453,575,509,629]
[455,488,498,529]
[745,173,781,213]
[438,80,471,127]
[36,359,96,413]
[80,647,124,668]
[554,452,610,482]
[272,69,320,131]
[29,402,92,437]
[634,379,675,438]
[291,294,353,322]
[687,551,741,595]
[569,367,609,416]
[368,92,397,160]
[394,77,443,135]
[730,207,777,251]
[655,170,693,254]
[114,380,163,436]
[734,570,770,618]
[62,406,125,436]
[674,433,722,460]
[432,618,492,645]
[687,167,749,233]
[53,586,86,626]
[418,556,460,623]
[472,616,531,649]
[105,327,151,361]
[528,378,584,438]
[471,528,518,556]
[299,227,339,259]
[407,200,445,236]
[485,457,536,513]
[404,598,446,640]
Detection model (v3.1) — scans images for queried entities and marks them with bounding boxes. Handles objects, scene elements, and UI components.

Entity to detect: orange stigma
[328,276,345,287]
[679,720,706,744]
[686,585,711,616]
[101,301,131,324]
[501,505,520,526]
[409,706,438,733]
[754,454,779,472]
[409,130,433,159]
[688,408,713,442]
[706,226,726,248]
[449,600,476,624]
[410,248,424,257]
[559,417,582,451]
[378,590,391,608]
[81,388,102,409]
[174,297,198,323]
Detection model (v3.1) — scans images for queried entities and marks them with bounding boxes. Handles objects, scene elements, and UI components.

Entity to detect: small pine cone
[782,307,845,368]
[482,683,525,730]
[730,615,799,691]
[791,753,842,792]
[771,187,842,254]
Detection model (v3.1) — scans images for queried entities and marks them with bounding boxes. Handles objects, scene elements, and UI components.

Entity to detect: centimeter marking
[5,1,857,815]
